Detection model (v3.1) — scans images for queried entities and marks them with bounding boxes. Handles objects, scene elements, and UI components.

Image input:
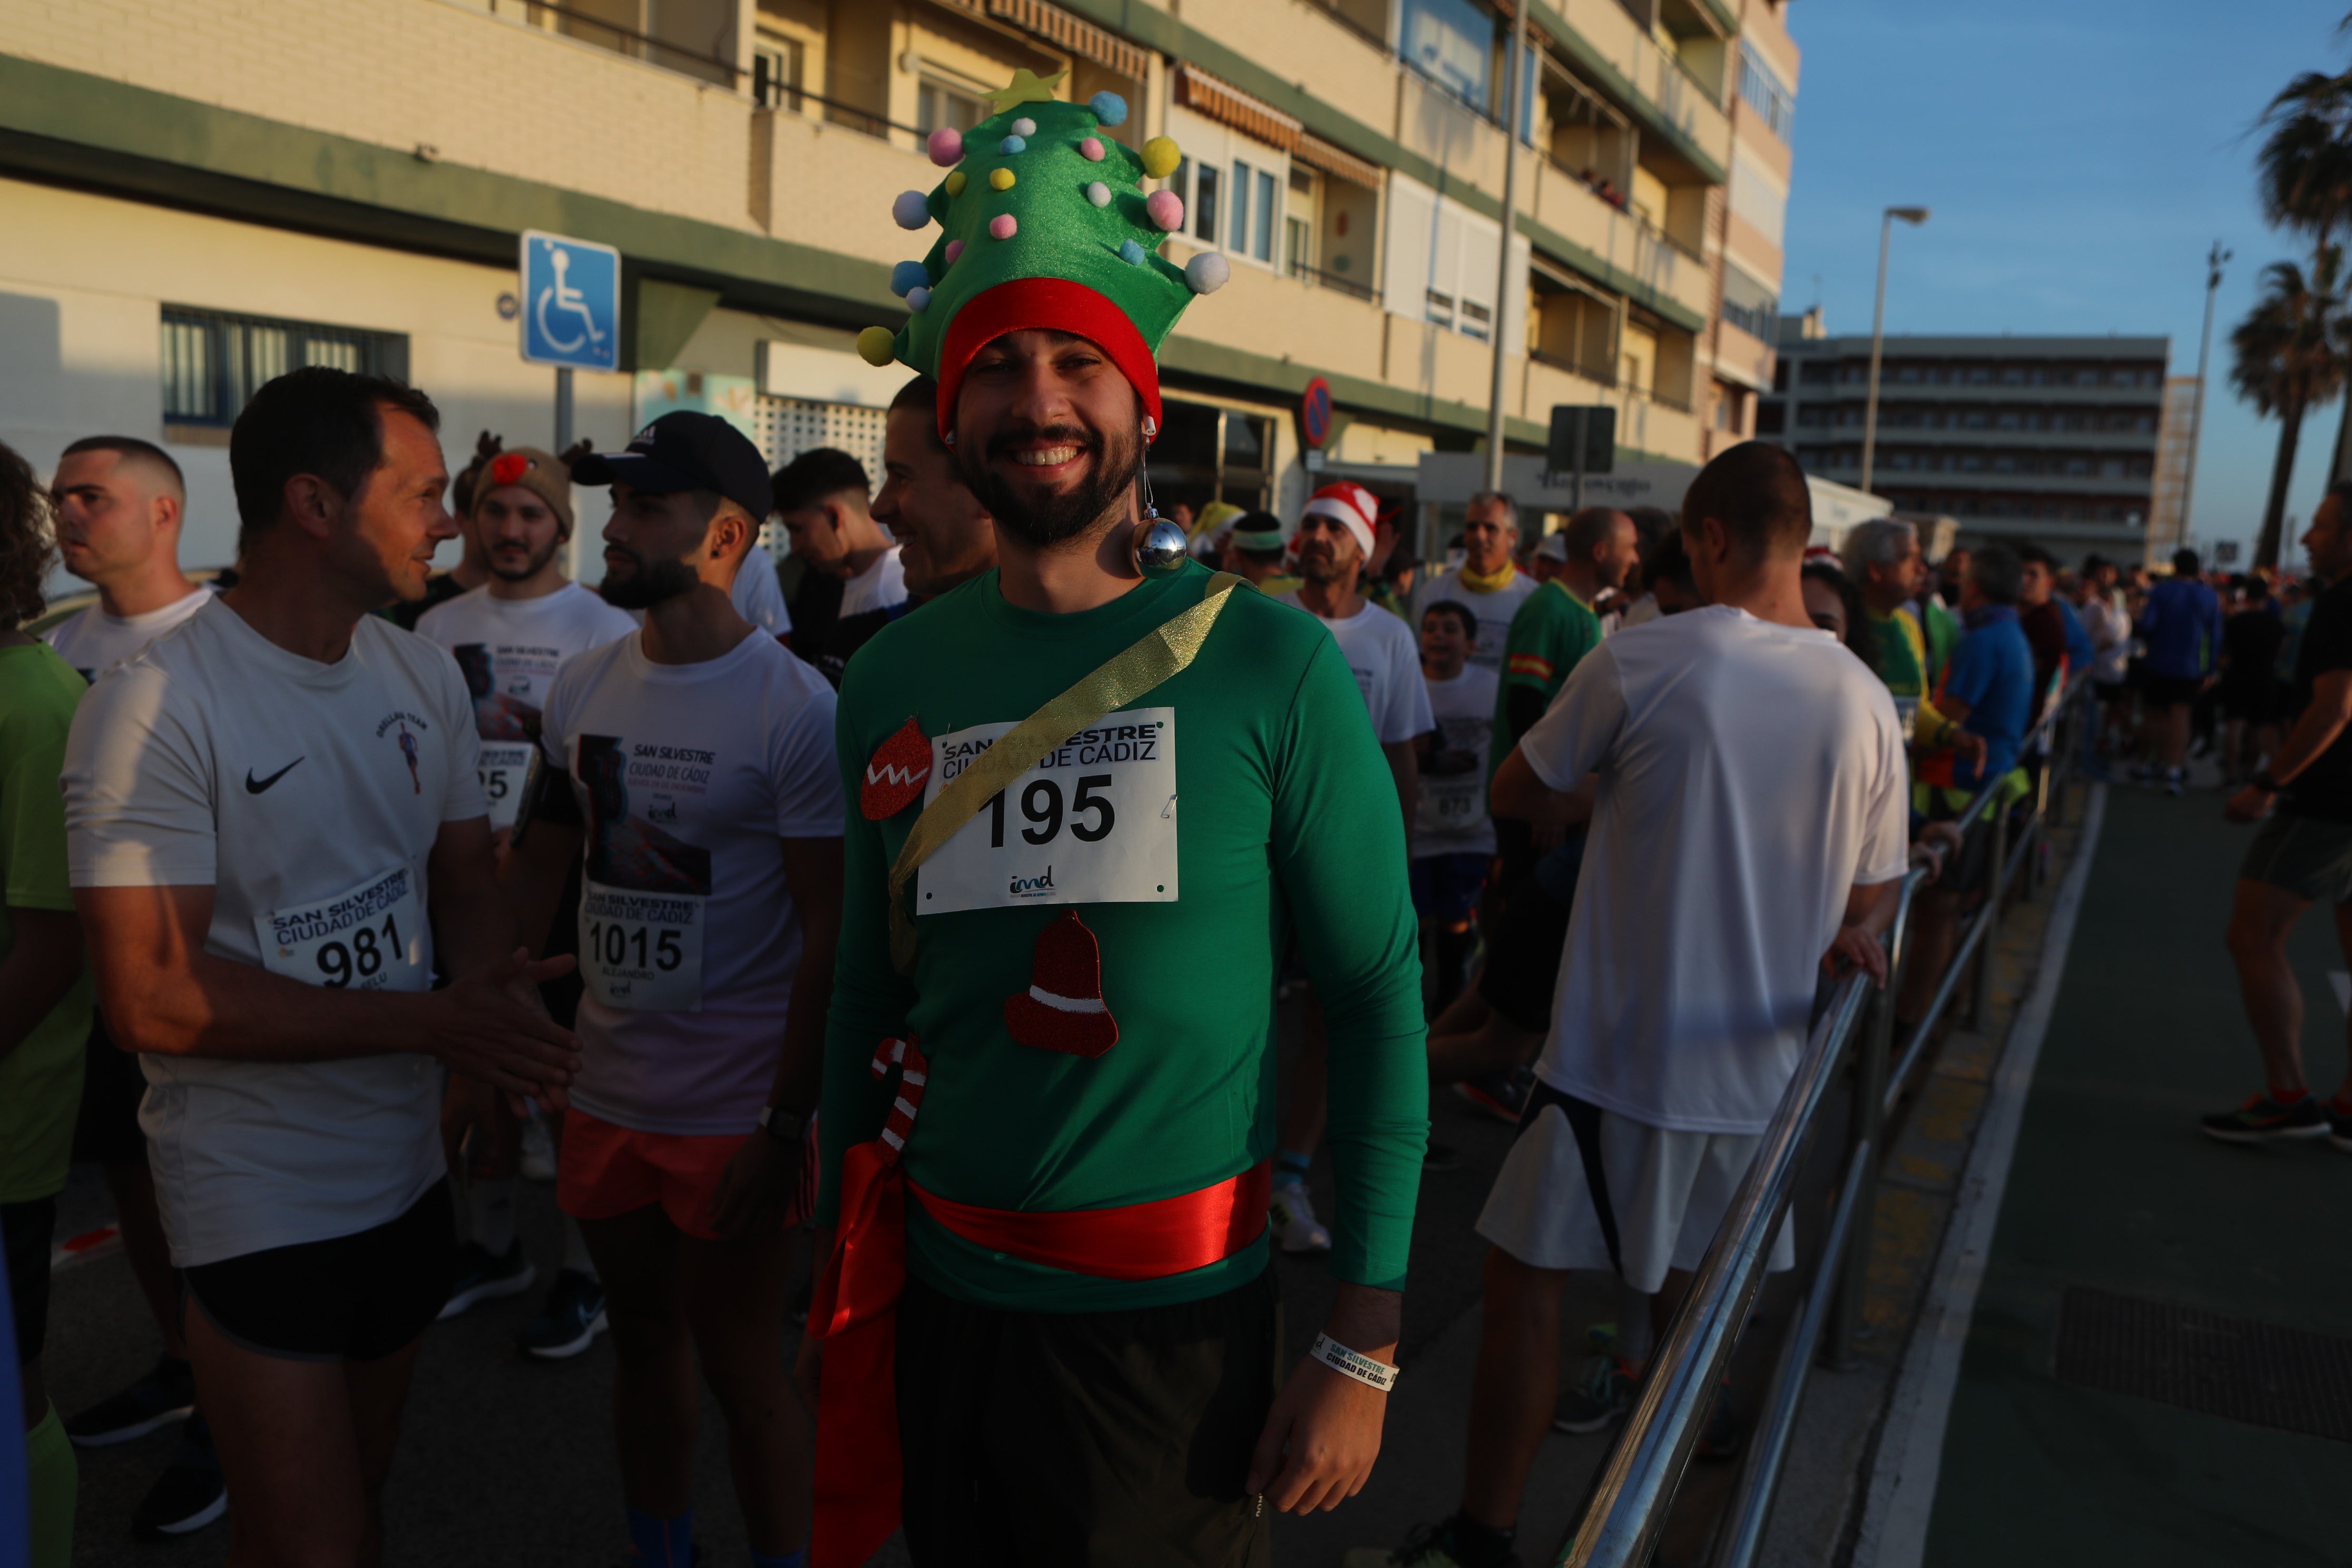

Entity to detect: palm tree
[2259,62,2352,476]
[2230,248,2351,569]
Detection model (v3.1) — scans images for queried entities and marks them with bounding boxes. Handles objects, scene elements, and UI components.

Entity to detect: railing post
[1826,878,1908,1369]
[1972,803,2007,1029]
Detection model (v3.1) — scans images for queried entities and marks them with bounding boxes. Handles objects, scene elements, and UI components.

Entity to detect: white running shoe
[1269,1180,1332,1254]
[520,1112,557,1182]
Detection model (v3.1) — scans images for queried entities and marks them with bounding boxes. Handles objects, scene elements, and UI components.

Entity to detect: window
[1720,261,1778,341]
[1400,0,1494,112]
[754,35,805,110]
[917,80,987,135]
[1381,171,1518,343]
[1167,112,1292,270]
[1736,42,1796,142]
[161,307,406,427]
[1728,148,1786,247]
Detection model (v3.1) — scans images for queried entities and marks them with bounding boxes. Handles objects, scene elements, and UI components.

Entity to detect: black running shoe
[516,1269,607,1360]
[439,1239,535,1321]
[1422,1140,1463,1173]
[2199,1092,2327,1144]
[64,1354,196,1447]
[132,1415,227,1536]
[2324,1096,2352,1155]
[1454,1068,1533,1125]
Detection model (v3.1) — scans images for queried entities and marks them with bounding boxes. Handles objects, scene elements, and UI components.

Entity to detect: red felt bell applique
[861,716,932,821]
[1003,910,1119,1057]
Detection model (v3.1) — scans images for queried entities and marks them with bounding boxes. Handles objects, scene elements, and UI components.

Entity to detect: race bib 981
[253,866,430,992]
[917,707,1179,916]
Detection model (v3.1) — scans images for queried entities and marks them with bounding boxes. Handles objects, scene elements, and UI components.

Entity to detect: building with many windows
[0,0,1803,575]
[1759,326,2170,558]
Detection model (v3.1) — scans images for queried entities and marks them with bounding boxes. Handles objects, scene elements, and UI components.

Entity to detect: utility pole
[1858,205,1929,496]
[1483,0,1526,496]
[2182,239,2228,541]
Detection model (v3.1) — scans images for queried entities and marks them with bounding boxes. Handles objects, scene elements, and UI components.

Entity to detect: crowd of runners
[2,76,2341,1568]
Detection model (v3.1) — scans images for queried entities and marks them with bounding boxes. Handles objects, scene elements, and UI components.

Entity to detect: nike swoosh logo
[245,758,305,794]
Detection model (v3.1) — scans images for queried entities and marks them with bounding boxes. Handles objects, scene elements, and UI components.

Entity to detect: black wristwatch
[757,1105,807,1145]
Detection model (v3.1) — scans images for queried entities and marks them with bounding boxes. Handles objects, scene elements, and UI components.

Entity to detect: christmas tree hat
[856,68,1229,439]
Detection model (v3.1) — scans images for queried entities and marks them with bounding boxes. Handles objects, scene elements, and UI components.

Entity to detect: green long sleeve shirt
[820,562,1428,1312]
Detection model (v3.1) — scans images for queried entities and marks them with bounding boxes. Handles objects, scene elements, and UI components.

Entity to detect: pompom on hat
[856,70,1216,443]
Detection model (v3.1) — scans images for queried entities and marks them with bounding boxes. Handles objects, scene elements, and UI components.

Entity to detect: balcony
[1537,0,1732,180]
[1523,156,1711,328]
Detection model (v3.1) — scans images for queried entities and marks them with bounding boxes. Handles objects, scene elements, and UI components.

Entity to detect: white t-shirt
[1276,593,1435,746]
[840,545,908,619]
[415,582,637,830]
[44,584,211,680]
[539,628,843,1135]
[1417,663,1501,858]
[733,543,793,636]
[2080,593,2131,684]
[1520,605,1910,1135]
[1412,567,1539,672]
[61,597,487,1266]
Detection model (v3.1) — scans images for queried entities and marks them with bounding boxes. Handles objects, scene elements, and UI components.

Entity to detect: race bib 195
[580,881,705,1012]
[253,865,430,992]
[917,707,1178,916]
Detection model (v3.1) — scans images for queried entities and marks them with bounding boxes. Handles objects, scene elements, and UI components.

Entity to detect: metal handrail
[1558,670,2096,1568]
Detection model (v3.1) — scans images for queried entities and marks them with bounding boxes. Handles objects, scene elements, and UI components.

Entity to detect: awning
[1293,131,1384,190]
[932,0,1150,82]
[1174,64,1302,152]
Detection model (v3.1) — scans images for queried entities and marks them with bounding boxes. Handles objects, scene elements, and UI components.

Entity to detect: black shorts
[896,1269,1278,1568]
[182,1181,454,1363]
[2240,811,2352,905]
[2142,673,2202,708]
[70,1016,149,1167]
[1,1195,55,1363]
[1478,837,1583,1034]
[2094,679,2130,704]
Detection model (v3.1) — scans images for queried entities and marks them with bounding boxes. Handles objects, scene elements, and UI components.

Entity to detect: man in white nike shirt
[62,366,580,1568]
[417,444,635,1356]
[503,410,843,1568]
[42,436,230,1535]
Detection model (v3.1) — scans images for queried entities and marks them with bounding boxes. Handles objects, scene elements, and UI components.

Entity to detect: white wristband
[1310,1332,1398,1393]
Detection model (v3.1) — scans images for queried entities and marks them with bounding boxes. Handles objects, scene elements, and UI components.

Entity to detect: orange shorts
[557,1109,755,1241]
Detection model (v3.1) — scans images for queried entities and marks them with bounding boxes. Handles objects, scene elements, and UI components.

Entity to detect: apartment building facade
[1759,329,2171,560]
[0,0,1801,575]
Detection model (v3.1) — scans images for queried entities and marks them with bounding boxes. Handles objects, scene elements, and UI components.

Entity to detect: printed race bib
[918,707,1178,916]
[478,742,536,833]
[1894,696,1919,743]
[580,881,705,1012]
[1419,773,1484,834]
[254,866,429,992]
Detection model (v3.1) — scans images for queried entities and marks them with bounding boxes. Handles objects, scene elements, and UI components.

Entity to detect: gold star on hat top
[856,71,1226,441]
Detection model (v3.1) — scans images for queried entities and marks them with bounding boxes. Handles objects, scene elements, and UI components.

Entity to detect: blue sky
[1779,0,2351,561]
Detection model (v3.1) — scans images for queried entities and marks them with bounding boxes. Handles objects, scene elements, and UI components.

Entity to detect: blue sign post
[520,230,620,372]
[518,231,619,576]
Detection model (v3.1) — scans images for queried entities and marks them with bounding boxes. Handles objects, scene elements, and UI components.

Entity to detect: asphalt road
[47,991,1836,1567]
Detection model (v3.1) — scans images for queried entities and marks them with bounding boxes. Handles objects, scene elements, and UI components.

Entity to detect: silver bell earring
[1131,417,1187,577]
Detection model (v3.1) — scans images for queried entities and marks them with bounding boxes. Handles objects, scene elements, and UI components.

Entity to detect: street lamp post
[1858,205,1930,497]
[1483,0,1527,496]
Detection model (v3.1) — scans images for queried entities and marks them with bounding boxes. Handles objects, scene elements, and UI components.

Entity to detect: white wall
[0,178,638,587]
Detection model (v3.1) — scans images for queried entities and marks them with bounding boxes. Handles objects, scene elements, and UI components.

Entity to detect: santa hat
[1301,482,1380,561]
[854,74,1222,443]
[1002,910,1120,1057]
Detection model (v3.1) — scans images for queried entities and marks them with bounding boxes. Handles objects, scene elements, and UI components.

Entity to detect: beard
[597,550,701,609]
[956,419,1142,551]
[489,534,565,584]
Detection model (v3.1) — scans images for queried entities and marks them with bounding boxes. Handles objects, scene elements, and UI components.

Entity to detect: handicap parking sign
[519,231,620,372]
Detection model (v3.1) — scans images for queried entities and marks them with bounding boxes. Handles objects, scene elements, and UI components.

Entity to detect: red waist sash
[810,1039,1270,1568]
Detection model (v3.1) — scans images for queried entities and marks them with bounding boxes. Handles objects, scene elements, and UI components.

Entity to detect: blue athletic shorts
[1410,852,1491,924]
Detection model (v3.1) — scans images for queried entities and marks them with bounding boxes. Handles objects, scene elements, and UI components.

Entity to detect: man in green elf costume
[806,69,1428,1568]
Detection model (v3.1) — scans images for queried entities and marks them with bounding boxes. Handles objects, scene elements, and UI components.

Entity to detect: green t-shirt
[1920,597,1959,690]
[821,562,1427,1311]
[1869,607,1928,699]
[0,642,92,1203]
[1493,579,1603,772]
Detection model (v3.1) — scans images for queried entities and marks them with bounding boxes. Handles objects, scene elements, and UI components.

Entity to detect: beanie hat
[1300,482,1379,561]
[855,71,1225,442]
[473,446,574,536]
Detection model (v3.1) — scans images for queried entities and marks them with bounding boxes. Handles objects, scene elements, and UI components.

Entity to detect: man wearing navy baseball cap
[503,407,847,1567]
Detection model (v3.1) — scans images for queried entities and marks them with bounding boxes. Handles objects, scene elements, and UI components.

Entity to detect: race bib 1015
[580,881,705,1013]
[917,707,1179,916]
